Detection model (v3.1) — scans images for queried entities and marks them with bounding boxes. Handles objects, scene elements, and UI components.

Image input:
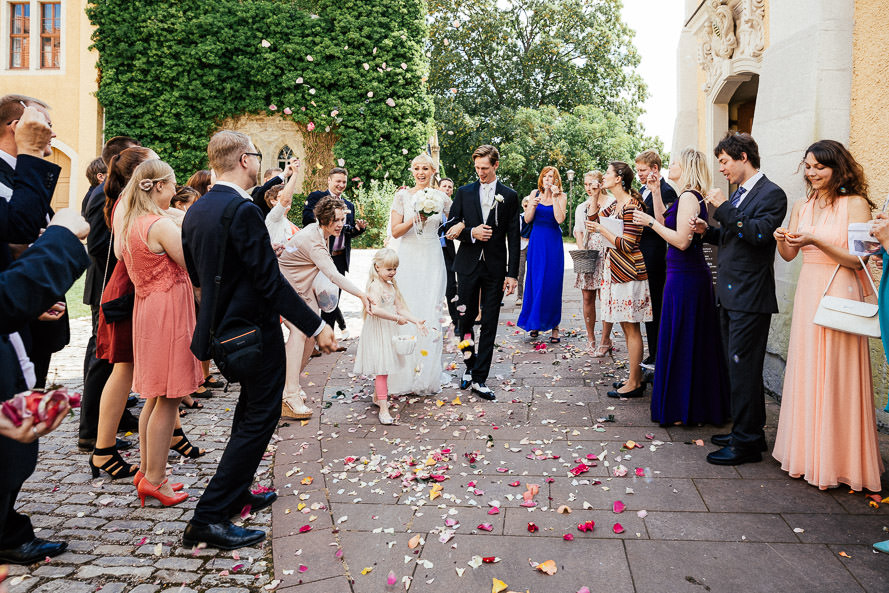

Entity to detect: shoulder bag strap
[208,197,245,340]
[821,256,877,298]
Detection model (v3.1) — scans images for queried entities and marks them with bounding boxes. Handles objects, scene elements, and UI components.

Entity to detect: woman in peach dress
[772,140,883,492]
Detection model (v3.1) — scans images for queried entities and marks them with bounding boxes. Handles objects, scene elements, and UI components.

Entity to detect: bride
[387,153,450,395]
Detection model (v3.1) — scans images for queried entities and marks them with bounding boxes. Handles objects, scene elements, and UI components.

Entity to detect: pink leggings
[374,375,388,401]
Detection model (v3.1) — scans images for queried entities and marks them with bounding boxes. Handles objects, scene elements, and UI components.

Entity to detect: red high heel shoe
[133,470,183,491]
[137,477,188,508]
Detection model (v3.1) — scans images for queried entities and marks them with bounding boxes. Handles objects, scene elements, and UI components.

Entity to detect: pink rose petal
[612,522,625,534]
[477,523,493,532]
[613,500,626,514]
[299,564,308,573]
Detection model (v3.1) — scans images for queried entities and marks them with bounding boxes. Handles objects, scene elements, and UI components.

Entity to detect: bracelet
[648,220,654,228]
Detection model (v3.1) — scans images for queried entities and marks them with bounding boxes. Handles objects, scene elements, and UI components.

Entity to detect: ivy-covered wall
[87,0,434,188]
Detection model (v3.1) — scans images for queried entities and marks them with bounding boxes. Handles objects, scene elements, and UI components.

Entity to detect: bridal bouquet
[1,387,81,427]
[413,189,445,235]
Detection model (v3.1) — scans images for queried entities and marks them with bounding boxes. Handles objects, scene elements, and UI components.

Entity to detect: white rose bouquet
[413,188,444,235]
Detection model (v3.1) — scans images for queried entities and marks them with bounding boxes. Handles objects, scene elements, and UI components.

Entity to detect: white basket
[392,334,417,356]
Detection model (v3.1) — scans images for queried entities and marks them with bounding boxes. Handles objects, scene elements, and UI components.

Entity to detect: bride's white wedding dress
[387,188,451,396]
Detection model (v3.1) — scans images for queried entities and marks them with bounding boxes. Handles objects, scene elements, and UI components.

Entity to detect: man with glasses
[181,131,337,550]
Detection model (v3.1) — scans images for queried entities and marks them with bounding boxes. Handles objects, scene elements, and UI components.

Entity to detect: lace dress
[387,188,450,395]
[123,215,202,398]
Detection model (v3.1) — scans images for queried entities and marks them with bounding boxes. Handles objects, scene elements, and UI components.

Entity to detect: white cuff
[311,321,326,338]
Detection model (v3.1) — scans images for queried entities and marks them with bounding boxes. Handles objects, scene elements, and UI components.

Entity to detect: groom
[446,145,520,400]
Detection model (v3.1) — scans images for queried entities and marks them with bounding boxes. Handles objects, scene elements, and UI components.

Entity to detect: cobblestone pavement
[6,248,889,593]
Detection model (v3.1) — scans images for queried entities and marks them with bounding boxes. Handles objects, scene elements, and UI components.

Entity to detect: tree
[427,0,649,184]
[499,104,663,233]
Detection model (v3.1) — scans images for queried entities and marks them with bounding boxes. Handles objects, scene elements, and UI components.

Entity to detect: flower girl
[354,249,426,424]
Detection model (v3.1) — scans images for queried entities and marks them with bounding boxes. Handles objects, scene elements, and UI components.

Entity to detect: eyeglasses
[243,152,262,163]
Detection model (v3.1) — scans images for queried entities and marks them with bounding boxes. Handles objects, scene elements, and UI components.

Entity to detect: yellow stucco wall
[850,0,889,411]
[0,1,101,209]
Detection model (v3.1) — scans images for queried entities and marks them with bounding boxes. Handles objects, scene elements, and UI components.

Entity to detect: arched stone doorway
[217,114,339,194]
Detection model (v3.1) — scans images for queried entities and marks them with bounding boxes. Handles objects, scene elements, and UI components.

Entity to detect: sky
[620,0,685,149]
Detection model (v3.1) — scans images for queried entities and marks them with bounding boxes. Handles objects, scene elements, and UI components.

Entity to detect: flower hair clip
[138,179,155,191]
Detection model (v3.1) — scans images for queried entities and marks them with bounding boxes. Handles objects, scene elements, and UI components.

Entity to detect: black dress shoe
[126,395,139,408]
[0,538,67,565]
[232,491,278,517]
[470,382,496,401]
[459,372,472,390]
[182,521,265,550]
[710,434,768,451]
[606,385,645,398]
[117,410,139,433]
[77,436,133,452]
[706,445,762,466]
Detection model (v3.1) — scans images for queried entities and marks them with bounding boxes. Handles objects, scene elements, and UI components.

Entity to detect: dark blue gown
[650,191,729,426]
[518,202,563,332]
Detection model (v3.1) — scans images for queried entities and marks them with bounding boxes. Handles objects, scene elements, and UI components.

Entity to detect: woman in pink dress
[116,159,203,506]
[772,140,883,492]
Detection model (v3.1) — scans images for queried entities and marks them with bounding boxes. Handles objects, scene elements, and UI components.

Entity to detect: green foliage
[87,0,433,186]
[427,0,650,183]
[499,104,663,235]
[349,180,399,249]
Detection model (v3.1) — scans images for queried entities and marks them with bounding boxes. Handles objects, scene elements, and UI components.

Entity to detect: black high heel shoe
[170,427,206,458]
[89,446,137,479]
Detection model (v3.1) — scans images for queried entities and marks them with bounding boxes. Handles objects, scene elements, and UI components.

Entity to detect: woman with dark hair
[588,161,652,398]
[277,195,372,419]
[772,139,882,492]
[518,166,567,342]
[185,169,212,197]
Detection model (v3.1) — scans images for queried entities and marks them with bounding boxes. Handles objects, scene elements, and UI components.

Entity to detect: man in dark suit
[181,130,336,550]
[78,136,141,451]
[302,167,366,337]
[438,177,460,327]
[697,132,787,466]
[635,150,678,371]
[445,145,520,400]
[250,159,299,217]
[0,97,90,565]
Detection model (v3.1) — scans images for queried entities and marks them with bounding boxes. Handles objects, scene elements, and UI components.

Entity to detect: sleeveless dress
[880,249,889,413]
[353,282,404,376]
[772,198,884,491]
[574,198,615,291]
[650,191,729,426]
[518,201,564,332]
[123,215,202,398]
[388,189,450,395]
[96,200,134,363]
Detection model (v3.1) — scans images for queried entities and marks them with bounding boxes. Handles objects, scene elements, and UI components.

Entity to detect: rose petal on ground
[613,522,625,534]
[408,534,421,549]
[536,560,557,575]
[613,500,626,514]
[477,523,493,531]
[492,578,508,593]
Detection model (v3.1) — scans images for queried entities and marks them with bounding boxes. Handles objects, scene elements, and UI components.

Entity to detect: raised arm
[633,192,700,251]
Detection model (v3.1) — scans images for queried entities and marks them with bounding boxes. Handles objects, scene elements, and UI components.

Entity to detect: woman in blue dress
[631,148,729,426]
[518,166,567,342]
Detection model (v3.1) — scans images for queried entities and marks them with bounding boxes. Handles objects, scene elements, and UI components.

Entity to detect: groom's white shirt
[479,178,497,221]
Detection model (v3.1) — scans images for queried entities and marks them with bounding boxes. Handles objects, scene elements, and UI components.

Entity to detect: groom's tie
[729,186,747,207]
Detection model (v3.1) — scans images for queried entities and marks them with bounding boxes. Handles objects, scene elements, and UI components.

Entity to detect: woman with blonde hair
[518,166,567,342]
[115,159,203,506]
[632,148,729,425]
[574,170,615,355]
[387,152,451,395]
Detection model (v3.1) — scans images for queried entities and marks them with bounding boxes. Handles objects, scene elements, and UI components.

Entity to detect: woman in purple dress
[632,148,729,426]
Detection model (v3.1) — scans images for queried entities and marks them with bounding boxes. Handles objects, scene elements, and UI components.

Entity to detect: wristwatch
[648,220,654,227]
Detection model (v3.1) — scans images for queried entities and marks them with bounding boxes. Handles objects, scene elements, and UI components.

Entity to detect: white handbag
[812,256,880,338]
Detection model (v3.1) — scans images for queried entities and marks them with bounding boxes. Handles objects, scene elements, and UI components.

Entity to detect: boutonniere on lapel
[493,193,505,226]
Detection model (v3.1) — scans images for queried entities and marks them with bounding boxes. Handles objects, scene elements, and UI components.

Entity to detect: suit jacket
[0,154,59,272]
[639,178,679,267]
[277,222,362,310]
[83,182,112,306]
[446,180,520,279]
[182,185,323,360]
[251,174,285,217]
[702,174,787,313]
[302,190,365,271]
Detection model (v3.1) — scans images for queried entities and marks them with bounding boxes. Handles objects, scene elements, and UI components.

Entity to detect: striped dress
[600,197,653,323]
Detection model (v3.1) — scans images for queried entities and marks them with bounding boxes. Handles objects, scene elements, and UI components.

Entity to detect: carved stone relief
[695,0,766,93]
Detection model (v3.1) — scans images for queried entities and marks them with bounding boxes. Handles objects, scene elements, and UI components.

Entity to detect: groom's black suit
[702,173,786,451]
[447,179,520,384]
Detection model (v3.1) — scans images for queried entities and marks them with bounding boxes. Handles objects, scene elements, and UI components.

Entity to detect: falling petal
[268,104,277,111]
[306,55,314,61]
[261,39,271,48]
[283,107,293,115]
